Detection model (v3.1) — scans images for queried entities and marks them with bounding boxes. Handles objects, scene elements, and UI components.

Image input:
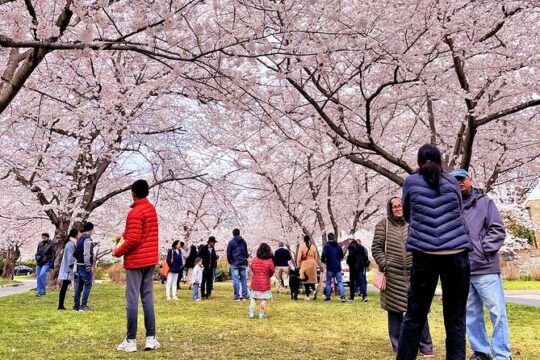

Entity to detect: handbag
[160,251,171,277]
[373,219,388,291]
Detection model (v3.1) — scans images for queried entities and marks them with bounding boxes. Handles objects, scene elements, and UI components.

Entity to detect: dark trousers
[201,267,214,298]
[349,269,367,299]
[397,251,470,360]
[126,266,156,340]
[176,266,184,289]
[304,284,315,296]
[389,311,432,353]
[58,279,71,309]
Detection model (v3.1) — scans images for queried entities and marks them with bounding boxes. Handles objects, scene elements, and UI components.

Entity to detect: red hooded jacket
[250,257,275,292]
[113,198,159,269]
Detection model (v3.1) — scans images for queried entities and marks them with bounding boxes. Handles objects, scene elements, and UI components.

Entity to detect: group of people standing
[371,144,511,360]
[40,180,161,353]
[32,142,512,359]
[163,238,216,301]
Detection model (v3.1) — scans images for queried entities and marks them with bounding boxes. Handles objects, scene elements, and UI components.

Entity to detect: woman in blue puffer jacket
[397,144,471,360]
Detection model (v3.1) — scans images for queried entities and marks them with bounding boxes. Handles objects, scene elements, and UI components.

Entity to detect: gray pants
[126,266,156,340]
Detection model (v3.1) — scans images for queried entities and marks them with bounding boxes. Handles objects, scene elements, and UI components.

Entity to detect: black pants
[58,280,71,309]
[304,284,315,297]
[201,267,214,298]
[176,266,184,289]
[349,270,367,299]
[388,311,432,353]
[397,251,470,360]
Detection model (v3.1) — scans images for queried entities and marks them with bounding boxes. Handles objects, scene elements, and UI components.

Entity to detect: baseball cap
[450,169,470,179]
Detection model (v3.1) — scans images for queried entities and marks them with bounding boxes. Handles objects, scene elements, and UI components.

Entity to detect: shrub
[106,263,126,284]
[94,267,107,281]
[214,260,230,282]
[17,260,36,270]
[519,274,533,281]
[502,265,519,281]
[530,266,540,281]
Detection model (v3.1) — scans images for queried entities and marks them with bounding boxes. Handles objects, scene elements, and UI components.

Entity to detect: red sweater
[113,198,159,269]
[250,257,275,292]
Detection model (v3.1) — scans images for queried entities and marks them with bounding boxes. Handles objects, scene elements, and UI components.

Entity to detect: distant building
[525,181,540,248]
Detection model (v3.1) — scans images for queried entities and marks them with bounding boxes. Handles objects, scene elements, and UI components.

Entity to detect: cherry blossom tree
[218,1,540,192]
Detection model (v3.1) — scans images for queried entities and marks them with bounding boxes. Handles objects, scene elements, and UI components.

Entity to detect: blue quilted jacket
[402,172,471,252]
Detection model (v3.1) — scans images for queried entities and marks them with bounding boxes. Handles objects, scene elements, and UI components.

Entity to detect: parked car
[14,265,33,276]
[341,260,350,286]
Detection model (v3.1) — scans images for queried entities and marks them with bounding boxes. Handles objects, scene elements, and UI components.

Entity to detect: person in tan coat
[372,197,433,357]
[296,235,319,301]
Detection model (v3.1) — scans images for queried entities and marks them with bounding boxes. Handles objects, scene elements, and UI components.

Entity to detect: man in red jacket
[113,180,160,353]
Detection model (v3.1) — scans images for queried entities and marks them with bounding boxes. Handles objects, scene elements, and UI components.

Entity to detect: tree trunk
[47,221,70,287]
[1,244,20,280]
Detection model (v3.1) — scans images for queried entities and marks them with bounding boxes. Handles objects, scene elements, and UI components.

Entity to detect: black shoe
[347,297,355,302]
[79,305,91,312]
[58,306,67,310]
[362,295,368,302]
[341,297,347,303]
[72,305,80,311]
[324,298,331,302]
[469,353,492,360]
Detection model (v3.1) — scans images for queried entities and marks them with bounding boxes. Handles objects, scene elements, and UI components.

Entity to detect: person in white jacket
[191,258,204,301]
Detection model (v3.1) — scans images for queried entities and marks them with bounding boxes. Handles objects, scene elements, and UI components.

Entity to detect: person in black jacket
[34,233,56,297]
[197,236,218,300]
[346,235,369,302]
[273,242,292,293]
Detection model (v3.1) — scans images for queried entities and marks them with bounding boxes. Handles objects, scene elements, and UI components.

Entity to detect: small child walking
[191,257,204,301]
[248,243,275,319]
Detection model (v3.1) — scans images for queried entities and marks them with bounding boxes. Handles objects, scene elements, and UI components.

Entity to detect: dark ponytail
[64,228,79,248]
[417,144,443,192]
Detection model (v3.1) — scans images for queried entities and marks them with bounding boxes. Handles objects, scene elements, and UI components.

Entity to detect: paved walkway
[0,280,36,298]
[367,285,540,307]
[504,290,540,307]
[1,281,539,306]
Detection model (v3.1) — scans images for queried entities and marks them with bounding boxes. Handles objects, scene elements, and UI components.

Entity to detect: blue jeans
[193,283,200,300]
[74,267,93,307]
[467,274,512,360]
[325,270,345,299]
[36,264,50,295]
[231,266,248,299]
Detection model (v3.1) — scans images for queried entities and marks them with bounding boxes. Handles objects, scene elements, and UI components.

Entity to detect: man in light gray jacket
[452,169,512,360]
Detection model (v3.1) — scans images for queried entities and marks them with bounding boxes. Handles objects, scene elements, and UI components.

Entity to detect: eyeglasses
[392,205,402,209]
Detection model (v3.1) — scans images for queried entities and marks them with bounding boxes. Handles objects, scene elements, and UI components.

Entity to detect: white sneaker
[304,296,311,301]
[116,339,137,352]
[144,336,160,351]
[173,296,178,301]
[166,296,171,301]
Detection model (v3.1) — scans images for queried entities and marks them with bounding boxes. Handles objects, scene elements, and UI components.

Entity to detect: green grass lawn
[0,282,539,360]
[503,280,540,291]
[14,275,34,281]
[0,279,21,286]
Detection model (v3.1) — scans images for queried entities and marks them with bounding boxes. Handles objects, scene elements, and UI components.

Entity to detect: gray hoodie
[462,188,506,275]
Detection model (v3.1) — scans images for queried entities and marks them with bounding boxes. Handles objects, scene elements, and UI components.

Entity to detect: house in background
[525,181,540,249]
